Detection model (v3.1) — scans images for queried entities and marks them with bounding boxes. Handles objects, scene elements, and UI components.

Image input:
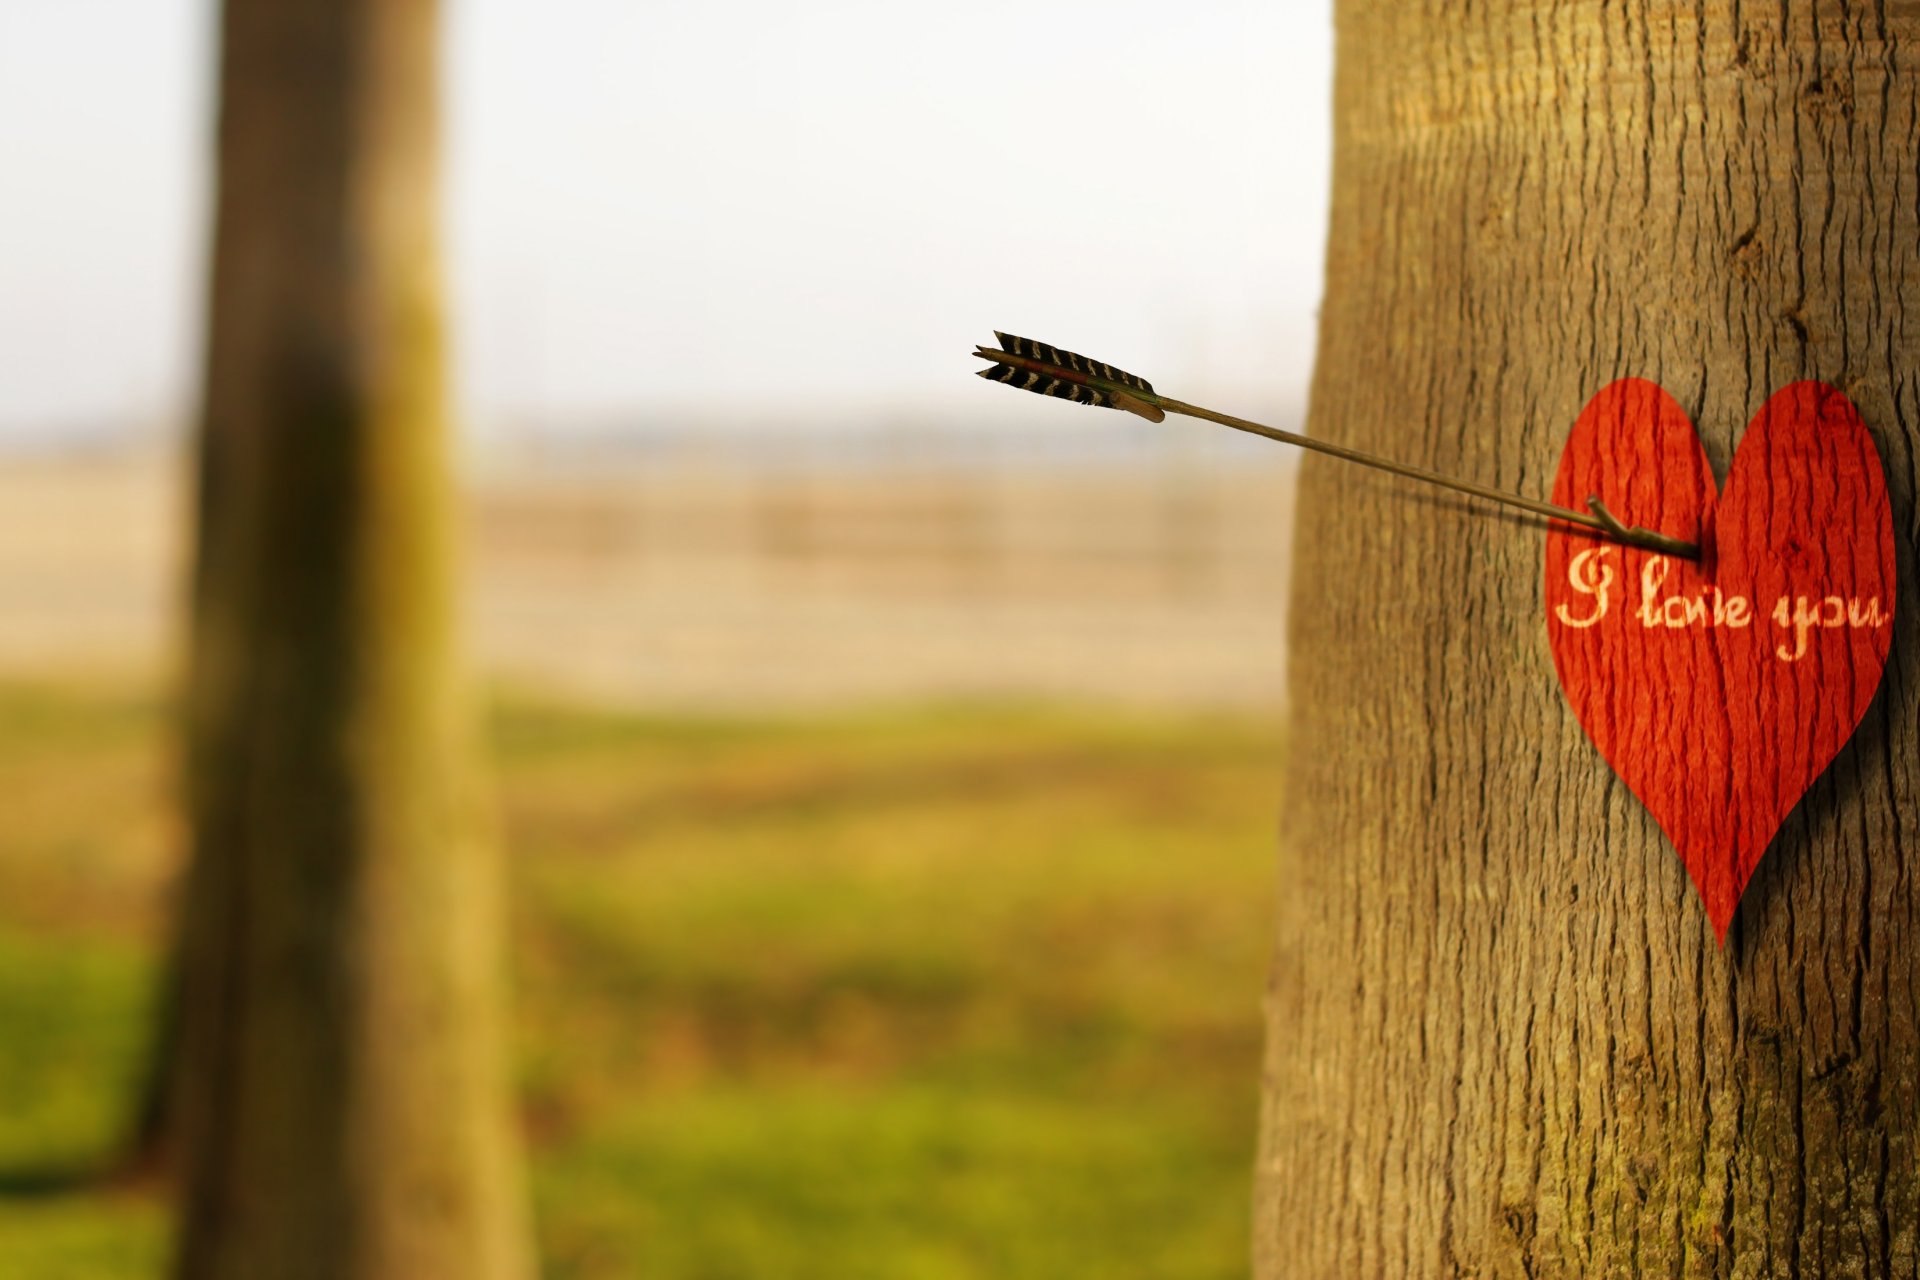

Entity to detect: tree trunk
[168,0,531,1276]
[1259,5,1919,1278]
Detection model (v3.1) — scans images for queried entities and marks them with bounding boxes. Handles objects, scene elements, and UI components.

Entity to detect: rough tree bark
[1260,5,1920,1278]
[167,0,531,1276]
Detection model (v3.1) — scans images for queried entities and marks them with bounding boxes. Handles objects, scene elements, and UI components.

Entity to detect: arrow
[971,331,1700,560]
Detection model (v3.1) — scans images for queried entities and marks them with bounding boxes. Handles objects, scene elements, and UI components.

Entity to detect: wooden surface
[1259,5,1920,1278]
[1546,379,1893,943]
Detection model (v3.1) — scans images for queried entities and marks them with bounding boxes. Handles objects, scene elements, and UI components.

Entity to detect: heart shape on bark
[1544,379,1895,944]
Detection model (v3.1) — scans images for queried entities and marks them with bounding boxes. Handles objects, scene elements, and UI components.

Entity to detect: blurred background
[0,2,1329,1275]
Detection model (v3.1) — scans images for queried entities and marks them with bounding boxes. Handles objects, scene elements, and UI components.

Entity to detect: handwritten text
[1553,550,1889,662]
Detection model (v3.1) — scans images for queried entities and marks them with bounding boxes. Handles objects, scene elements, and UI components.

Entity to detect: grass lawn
[0,680,1284,1278]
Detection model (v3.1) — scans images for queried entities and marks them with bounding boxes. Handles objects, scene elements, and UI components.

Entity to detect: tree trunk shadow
[0,1149,165,1200]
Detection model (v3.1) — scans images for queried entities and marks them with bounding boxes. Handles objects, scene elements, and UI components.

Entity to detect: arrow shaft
[1159,398,1586,532]
[1155,397,1698,559]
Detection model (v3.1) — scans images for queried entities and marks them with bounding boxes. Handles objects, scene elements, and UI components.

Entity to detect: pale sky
[0,1,1332,445]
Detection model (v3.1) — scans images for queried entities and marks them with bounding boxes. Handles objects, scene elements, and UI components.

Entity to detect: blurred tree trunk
[1260,5,1919,1278]
[162,0,531,1276]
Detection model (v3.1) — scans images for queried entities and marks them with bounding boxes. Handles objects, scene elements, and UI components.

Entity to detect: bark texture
[169,0,531,1276]
[1259,4,1920,1278]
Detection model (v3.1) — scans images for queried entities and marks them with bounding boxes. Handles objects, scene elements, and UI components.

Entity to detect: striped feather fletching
[975,331,1155,411]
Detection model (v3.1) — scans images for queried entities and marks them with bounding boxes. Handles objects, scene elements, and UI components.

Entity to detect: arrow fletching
[973,331,1166,422]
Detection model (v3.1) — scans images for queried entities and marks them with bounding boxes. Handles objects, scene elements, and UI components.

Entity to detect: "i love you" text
[1553,549,1890,662]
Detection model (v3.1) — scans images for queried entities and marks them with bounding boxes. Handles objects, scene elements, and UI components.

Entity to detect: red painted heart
[1544,380,1895,944]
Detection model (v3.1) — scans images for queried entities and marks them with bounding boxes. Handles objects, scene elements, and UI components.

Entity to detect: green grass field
[0,681,1284,1278]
